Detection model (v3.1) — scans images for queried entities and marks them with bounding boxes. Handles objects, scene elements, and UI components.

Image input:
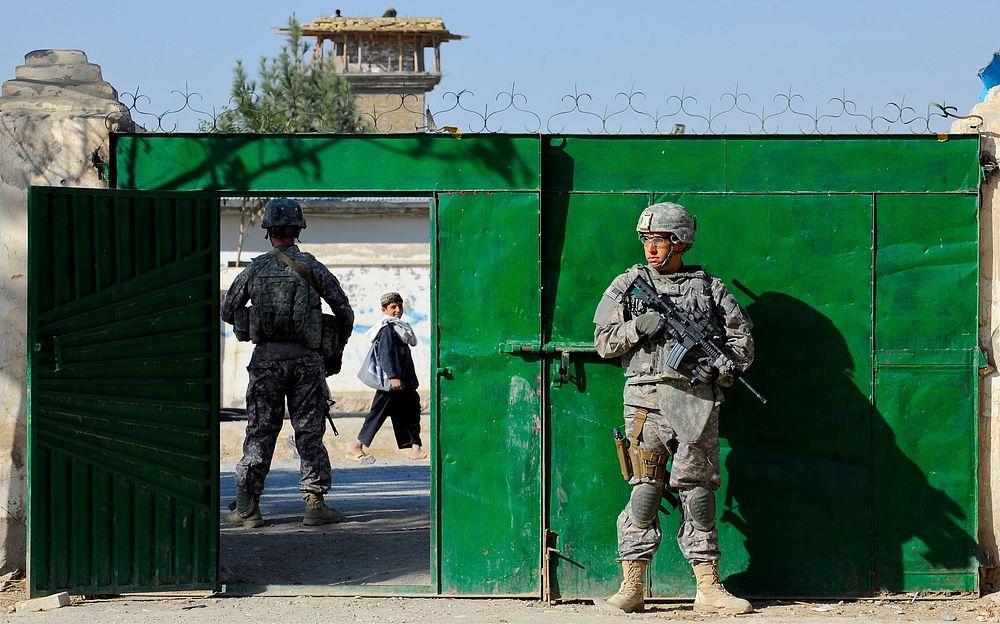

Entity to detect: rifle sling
[271,248,320,294]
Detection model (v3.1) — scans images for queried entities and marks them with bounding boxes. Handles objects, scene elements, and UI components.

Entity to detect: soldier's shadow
[719,292,979,596]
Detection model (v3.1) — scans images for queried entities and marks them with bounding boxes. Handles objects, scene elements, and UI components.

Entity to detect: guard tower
[291,10,465,132]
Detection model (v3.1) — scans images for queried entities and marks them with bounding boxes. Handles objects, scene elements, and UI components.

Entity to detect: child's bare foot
[407,446,429,460]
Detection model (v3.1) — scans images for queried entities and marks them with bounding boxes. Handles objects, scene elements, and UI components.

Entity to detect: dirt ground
[219,459,430,587]
[4,591,1000,623]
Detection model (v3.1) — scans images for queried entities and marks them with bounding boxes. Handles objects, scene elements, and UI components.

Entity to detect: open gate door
[27,187,219,596]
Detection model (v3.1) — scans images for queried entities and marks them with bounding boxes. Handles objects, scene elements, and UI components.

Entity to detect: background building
[289,10,465,132]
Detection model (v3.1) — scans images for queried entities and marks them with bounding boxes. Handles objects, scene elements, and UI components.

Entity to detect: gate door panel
[435,191,542,595]
[872,193,979,592]
[542,192,651,599]
[545,192,877,598]
[28,188,219,596]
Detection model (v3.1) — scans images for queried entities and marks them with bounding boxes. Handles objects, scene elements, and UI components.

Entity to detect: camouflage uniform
[594,263,753,563]
[221,244,354,497]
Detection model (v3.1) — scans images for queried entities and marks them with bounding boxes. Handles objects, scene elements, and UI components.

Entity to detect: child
[349,292,427,462]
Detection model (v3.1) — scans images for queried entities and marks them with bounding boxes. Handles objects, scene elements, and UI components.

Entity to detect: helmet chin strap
[655,248,675,270]
[655,239,684,270]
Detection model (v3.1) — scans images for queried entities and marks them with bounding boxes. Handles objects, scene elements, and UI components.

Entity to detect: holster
[614,433,633,481]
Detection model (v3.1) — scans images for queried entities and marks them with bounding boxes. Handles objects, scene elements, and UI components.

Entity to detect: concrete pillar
[952,87,1000,586]
[0,49,132,572]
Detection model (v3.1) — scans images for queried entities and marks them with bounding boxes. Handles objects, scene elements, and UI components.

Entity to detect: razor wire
[111,83,984,135]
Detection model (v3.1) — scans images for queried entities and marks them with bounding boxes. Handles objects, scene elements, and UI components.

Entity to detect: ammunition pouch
[627,408,669,483]
[320,314,340,358]
[234,307,251,342]
[629,447,668,483]
[321,314,344,376]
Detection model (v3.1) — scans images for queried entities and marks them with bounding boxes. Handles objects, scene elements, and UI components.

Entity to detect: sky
[3,1,999,133]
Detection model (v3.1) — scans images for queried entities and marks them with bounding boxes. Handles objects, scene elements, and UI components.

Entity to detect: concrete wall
[0,50,132,573]
[952,88,1000,584]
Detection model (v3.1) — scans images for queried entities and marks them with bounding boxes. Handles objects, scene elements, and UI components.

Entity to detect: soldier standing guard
[592,202,755,614]
[221,198,355,527]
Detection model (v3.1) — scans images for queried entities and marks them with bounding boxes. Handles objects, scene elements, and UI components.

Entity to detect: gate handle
[558,352,571,384]
[34,337,62,372]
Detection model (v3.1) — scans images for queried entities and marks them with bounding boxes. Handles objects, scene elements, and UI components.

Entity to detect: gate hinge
[981,152,998,183]
[543,529,561,604]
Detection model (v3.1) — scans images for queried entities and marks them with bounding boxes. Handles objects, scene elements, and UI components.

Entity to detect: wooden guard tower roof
[289,16,466,43]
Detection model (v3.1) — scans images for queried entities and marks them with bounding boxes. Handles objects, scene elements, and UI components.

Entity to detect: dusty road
[220,459,430,587]
[4,593,1000,624]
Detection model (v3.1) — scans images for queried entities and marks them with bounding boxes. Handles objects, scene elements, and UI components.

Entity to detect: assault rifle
[628,275,767,405]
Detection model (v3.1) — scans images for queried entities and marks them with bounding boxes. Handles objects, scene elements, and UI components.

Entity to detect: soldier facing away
[221,198,355,528]
[592,202,755,614]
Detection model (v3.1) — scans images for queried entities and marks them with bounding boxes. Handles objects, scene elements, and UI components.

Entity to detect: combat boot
[227,490,265,528]
[692,561,753,615]
[303,492,345,526]
[593,559,648,613]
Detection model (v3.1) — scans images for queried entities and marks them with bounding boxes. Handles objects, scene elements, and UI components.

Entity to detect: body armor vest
[622,266,721,383]
[247,255,322,348]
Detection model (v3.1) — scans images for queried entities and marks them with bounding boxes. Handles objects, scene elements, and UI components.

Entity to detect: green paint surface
[28,188,219,596]
[873,367,977,592]
[726,137,980,192]
[875,194,978,353]
[542,138,726,193]
[873,192,979,592]
[114,134,540,192]
[435,191,542,595]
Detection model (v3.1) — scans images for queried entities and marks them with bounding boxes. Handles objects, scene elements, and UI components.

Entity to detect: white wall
[951,88,1000,576]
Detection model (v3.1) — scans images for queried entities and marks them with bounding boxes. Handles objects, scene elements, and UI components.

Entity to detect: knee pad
[630,482,664,529]
[682,486,716,532]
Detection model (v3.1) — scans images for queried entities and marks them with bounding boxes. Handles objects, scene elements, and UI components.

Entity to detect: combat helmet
[261,198,307,230]
[636,202,695,246]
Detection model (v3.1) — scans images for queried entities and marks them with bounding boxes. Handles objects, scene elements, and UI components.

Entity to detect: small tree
[211,15,360,133]
[233,197,266,266]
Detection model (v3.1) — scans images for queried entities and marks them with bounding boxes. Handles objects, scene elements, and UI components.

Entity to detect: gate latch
[558,352,571,384]
[500,342,597,387]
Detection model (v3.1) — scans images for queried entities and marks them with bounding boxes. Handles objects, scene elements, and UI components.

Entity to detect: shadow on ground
[220,459,430,587]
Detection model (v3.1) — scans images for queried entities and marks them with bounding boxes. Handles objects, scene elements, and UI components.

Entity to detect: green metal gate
[539,137,980,598]
[24,132,977,598]
[27,187,219,596]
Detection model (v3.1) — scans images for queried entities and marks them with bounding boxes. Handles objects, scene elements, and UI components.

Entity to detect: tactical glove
[634,312,667,341]
[692,357,719,385]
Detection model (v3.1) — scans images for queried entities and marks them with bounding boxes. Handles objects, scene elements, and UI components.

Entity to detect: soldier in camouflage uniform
[221,198,355,528]
[592,202,754,615]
